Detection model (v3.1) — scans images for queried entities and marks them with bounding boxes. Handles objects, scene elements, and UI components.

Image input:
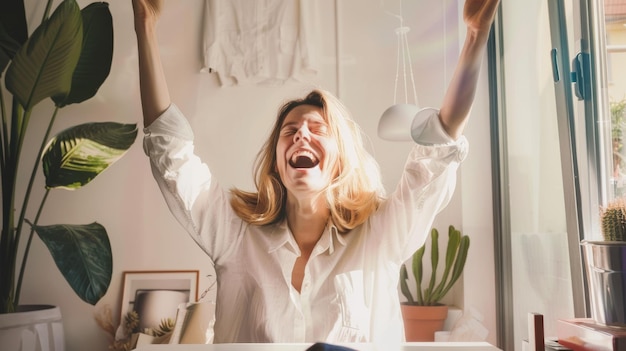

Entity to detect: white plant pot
[0,305,65,351]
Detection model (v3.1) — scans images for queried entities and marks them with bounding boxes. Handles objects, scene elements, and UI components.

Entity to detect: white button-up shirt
[143,104,468,344]
[202,0,319,86]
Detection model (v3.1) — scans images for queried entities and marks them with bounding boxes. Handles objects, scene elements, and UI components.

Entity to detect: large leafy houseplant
[0,0,138,314]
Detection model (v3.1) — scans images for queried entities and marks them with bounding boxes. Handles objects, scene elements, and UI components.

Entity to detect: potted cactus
[581,197,626,327]
[599,198,626,241]
[399,225,470,341]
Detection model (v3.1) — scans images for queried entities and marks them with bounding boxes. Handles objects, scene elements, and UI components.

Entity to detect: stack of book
[556,318,626,351]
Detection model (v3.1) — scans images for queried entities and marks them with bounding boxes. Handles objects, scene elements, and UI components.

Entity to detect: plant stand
[400,303,448,341]
[581,241,626,327]
[0,305,65,351]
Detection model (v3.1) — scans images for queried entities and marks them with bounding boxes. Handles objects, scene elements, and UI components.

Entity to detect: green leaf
[449,235,470,284]
[425,228,439,304]
[33,222,112,305]
[5,0,82,111]
[399,264,414,304]
[430,225,461,302]
[412,244,425,304]
[438,235,470,299]
[0,21,22,74]
[42,122,137,189]
[53,2,113,107]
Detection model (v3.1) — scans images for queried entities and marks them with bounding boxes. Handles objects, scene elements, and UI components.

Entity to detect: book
[169,300,216,344]
[557,318,626,351]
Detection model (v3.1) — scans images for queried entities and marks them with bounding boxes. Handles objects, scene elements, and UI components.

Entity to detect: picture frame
[119,270,199,328]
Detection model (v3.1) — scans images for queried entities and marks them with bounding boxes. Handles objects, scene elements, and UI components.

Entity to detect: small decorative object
[96,270,212,350]
[399,225,470,341]
[119,270,199,325]
[581,197,626,327]
[94,304,137,351]
[168,299,216,344]
[95,304,176,351]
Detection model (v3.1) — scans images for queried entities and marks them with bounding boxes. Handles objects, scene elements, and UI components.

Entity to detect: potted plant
[0,0,137,349]
[399,225,470,341]
[610,98,626,181]
[581,198,626,327]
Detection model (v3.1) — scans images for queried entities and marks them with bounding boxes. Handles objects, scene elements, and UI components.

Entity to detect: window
[490,0,626,350]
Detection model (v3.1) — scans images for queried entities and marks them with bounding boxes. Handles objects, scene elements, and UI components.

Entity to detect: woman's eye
[313,126,328,135]
[281,128,296,136]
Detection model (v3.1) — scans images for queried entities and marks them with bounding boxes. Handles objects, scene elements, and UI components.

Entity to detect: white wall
[13,0,496,350]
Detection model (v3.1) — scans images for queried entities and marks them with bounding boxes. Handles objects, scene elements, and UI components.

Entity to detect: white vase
[0,305,65,351]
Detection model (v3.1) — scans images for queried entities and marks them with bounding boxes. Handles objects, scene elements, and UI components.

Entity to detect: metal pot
[581,241,626,327]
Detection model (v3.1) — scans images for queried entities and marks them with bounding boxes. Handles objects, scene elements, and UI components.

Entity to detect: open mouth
[289,150,319,169]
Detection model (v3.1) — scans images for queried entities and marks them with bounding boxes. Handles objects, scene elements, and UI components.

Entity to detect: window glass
[499,0,576,349]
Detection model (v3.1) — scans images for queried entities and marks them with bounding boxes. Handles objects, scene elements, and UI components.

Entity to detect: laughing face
[276,104,339,199]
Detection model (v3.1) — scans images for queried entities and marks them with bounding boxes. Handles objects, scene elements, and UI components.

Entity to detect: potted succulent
[581,198,626,327]
[399,225,470,341]
[0,0,137,349]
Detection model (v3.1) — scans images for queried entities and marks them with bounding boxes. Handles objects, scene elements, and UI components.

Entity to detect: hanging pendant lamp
[378,1,446,143]
[377,20,419,142]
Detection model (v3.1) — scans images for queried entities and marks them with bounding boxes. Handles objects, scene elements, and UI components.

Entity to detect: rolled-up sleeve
[143,104,242,263]
[411,107,460,145]
[372,108,469,262]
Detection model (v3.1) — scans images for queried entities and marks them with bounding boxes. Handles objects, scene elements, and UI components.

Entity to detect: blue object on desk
[306,343,358,351]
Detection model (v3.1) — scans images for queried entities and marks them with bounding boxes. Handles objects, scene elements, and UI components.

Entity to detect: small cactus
[600,198,626,241]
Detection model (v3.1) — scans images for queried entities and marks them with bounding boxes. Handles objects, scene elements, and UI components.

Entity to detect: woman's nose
[294,126,311,142]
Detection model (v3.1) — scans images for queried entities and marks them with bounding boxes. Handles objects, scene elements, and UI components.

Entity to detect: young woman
[133,0,499,344]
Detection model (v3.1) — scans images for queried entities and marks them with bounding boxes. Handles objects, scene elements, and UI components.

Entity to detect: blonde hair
[229,89,385,233]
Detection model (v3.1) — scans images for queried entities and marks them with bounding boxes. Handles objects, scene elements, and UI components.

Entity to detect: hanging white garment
[202,0,319,86]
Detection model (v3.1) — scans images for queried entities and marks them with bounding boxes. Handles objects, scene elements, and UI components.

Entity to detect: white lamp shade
[377,103,420,141]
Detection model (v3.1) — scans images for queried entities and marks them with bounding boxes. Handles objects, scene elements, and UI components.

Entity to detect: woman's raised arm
[438,0,500,140]
[132,0,171,127]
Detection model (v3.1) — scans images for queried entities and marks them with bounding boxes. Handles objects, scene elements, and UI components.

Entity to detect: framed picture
[120,270,199,329]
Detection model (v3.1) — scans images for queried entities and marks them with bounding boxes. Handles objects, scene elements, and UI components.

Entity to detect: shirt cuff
[143,103,194,141]
[410,107,455,145]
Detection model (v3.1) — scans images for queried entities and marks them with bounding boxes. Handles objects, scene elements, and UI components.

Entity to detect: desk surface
[136,342,501,351]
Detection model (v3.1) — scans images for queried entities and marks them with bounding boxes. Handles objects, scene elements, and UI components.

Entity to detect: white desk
[136,342,501,351]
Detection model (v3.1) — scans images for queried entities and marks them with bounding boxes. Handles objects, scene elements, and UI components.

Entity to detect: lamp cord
[443,0,447,97]
[392,0,418,106]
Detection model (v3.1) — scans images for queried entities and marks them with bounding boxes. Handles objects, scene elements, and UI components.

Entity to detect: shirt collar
[266,220,298,254]
[265,220,347,255]
[323,223,347,255]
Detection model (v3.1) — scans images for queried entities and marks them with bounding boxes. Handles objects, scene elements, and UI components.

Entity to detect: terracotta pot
[0,305,65,351]
[401,303,448,341]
